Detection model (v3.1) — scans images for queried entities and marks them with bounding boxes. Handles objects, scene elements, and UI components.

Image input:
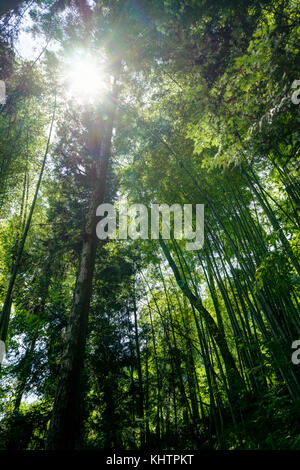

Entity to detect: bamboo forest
[0,0,300,454]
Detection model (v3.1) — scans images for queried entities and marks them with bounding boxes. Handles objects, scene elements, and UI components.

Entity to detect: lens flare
[65,55,107,103]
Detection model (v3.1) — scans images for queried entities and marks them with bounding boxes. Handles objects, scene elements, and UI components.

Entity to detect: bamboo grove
[0,0,300,451]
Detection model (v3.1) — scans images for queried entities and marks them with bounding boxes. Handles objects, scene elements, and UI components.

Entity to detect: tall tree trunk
[0,101,56,368]
[148,305,162,445]
[46,75,119,450]
[132,282,145,448]
[159,239,244,397]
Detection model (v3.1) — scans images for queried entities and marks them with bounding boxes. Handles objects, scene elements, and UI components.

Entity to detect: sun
[64,54,108,103]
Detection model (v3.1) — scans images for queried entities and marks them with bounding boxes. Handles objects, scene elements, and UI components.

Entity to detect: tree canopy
[0,0,299,451]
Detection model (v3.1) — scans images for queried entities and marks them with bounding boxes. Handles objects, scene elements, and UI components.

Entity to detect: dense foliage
[0,0,299,450]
